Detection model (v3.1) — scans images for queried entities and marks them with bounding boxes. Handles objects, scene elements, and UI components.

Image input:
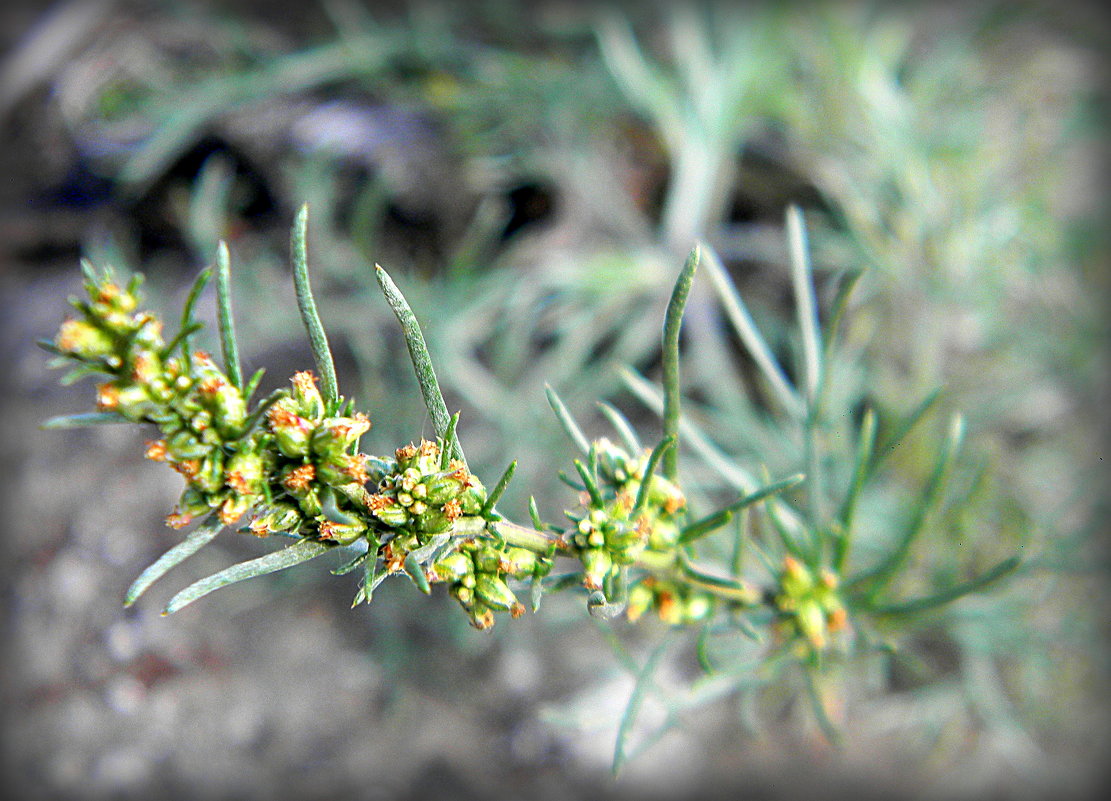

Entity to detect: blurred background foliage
[2,0,1107,798]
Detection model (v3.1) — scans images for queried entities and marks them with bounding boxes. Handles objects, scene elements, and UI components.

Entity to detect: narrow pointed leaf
[42,412,127,430]
[440,411,461,470]
[802,665,843,746]
[835,407,877,571]
[573,459,603,507]
[291,204,339,406]
[680,473,805,545]
[613,629,676,776]
[403,551,431,595]
[163,538,334,615]
[375,263,464,466]
[850,415,965,595]
[597,401,642,455]
[480,460,517,518]
[125,516,223,606]
[661,245,699,480]
[869,556,1022,617]
[178,268,212,359]
[545,383,590,455]
[633,436,675,514]
[330,550,369,576]
[787,206,822,403]
[702,245,803,417]
[214,241,242,389]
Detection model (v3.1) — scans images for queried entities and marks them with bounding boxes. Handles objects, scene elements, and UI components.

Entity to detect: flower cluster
[431,540,551,629]
[773,556,848,656]
[626,576,716,625]
[563,438,686,609]
[53,271,266,529]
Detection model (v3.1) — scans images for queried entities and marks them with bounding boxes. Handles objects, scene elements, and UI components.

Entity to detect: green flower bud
[421,470,469,505]
[56,319,114,360]
[459,477,487,515]
[290,371,324,420]
[475,574,517,611]
[192,451,225,493]
[502,547,538,577]
[367,495,410,528]
[796,600,827,649]
[267,401,314,458]
[97,381,153,421]
[581,548,613,590]
[318,517,367,546]
[472,544,503,574]
[225,450,265,496]
[626,582,654,622]
[683,593,714,623]
[166,429,209,461]
[249,504,302,536]
[310,414,371,460]
[433,552,473,583]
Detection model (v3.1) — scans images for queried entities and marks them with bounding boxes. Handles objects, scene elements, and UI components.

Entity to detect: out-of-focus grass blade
[41,412,126,429]
[870,556,1022,617]
[702,244,803,418]
[545,383,591,456]
[214,240,243,389]
[680,473,805,545]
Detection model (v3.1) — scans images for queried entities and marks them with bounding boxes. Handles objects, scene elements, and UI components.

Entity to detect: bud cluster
[626,576,715,625]
[257,371,372,544]
[53,271,268,529]
[430,540,552,629]
[773,556,849,655]
[366,440,485,537]
[564,438,686,615]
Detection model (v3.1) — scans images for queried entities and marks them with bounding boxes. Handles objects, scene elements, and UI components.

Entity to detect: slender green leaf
[802,665,843,746]
[613,629,676,776]
[528,496,545,531]
[870,556,1022,617]
[163,321,204,359]
[242,367,266,403]
[375,263,464,467]
[178,268,212,359]
[545,383,590,455]
[873,387,944,471]
[597,401,642,455]
[330,550,369,576]
[661,245,699,480]
[633,436,675,513]
[849,415,965,595]
[480,460,517,518]
[41,412,127,430]
[680,473,805,544]
[702,245,803,417]
[440,411,461,470]
[291,204,339,406]
[403,551,431,595]
[214,241,242,389]
[163,538,334,615]
[573,459,603,507]
[787,206,822,402]
[678,556,762,603]
[125,516,223,606]
[835,407,877,571]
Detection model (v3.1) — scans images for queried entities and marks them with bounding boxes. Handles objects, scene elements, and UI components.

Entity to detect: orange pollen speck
[96,383,119,410]
[367,494,392,511]
[663,494,685,515]
[656,592,678,620]
[291,371,317,393]
[282,464,315,491]
[198,376,225,396]
[226,471,252,495]
[395,444,418,462]
[318,521,339,540]
[166,511,193,529]
[341,461,369,484]
[442,499,462,521]
[783,555,802,575]
[218,501,244,525]
[418,439,439,459]
[382,543,406,573]
[248,519,272,537]
[510,602,526,619]
[828,607,848,633]
[171,459,201,479]
[145,440,168,461]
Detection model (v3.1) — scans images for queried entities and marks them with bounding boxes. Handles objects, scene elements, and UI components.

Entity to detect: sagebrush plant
[42,202,1025,769]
